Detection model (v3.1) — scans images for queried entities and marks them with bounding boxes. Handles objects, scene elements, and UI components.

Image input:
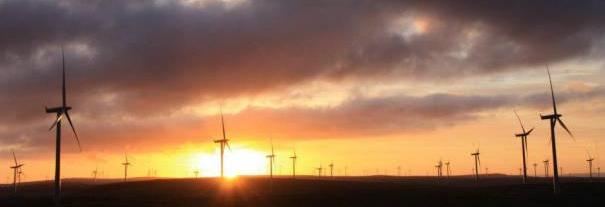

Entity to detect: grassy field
[1,175,603,206]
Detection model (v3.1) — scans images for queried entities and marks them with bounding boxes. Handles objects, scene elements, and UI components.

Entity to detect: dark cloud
[1,0,604,153]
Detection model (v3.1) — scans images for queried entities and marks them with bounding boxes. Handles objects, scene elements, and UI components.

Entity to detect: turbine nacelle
[45,106,72,114]
[540,113,562,120]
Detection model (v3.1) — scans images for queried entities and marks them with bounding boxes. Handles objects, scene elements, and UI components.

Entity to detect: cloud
[1,0,605,154]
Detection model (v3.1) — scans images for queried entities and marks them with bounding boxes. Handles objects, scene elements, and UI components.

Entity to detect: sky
[1,0,605,181]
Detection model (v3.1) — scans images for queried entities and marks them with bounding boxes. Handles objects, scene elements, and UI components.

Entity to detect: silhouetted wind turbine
[316,165,323,177]
[543,159,550,177]
[10,152,23,193]
[92,166,98,183]
[213,109,231,178]
[122,154,131,181]
[329,163,334,178]
[587,156,594,181]
[193,170,200,178]
[540,66,574,193]
[289,149,297,179]
[435,160,443,179]
[266,139,275,179]
[514,110,534,184]
[471,148,481,183]
[445,161,451,178]
[533,163,538,177]
[46,47,82,203]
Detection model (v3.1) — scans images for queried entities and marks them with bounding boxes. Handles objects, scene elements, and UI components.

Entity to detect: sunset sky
[1,0,605,182]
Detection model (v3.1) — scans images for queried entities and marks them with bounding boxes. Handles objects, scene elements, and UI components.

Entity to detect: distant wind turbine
[46,47,82,203]
[193,170,200,178]
[266,139,276,179]
[316,165,323,177]
[213,108,231,178]
[329,163,334,178]
[471,148,481,183]
[543,159,550,177]
[435,160,443,179]
[445,161,451,179]
[10,152,23,193]
[92,165,98,183]
[540,66,574,193]
[514,110,534,184]
[122,154,132,181]
[587,156,594,181]
[289,149,297,179]
[533,163,538,177]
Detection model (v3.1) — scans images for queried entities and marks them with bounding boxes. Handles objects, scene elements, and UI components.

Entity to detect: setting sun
[190,148,267,177]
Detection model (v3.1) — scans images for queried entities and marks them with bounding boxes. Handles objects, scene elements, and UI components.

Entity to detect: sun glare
[191,148,267,177]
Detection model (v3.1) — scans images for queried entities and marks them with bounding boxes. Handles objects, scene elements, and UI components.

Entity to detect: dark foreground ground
[1,175,604,207]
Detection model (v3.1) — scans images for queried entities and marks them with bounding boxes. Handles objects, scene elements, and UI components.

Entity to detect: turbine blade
[62,46,67,107]
[526,127,535,135]
[524,138,529,160]
[513,109,526,132]
[557,118,574,141]
[12,151,17,166]
[478,156,481,166]
[65,112,82,151]
[220,107,226,140]
[49,114,64,131]
[226,141,231,151]
[546,65,557,114]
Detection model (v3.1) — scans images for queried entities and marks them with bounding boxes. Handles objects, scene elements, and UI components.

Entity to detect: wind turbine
[533,163,538,177]
[543,159,550,177]
[514,110,534,184]
[587,156,594,181]
[46,47,82,203]
[193,170,200,178]
[435,160,443,179]
[92,166,98,183]
[122,154,131,181]
[540,66,574,193]
[445,161,451,178]
[329,163,334,178]
[289,149,297,179]
[316,165,323,177]
[213,109,231,178]
[471,148,481,183]
[266,139,276,179]
[10,152,24,193]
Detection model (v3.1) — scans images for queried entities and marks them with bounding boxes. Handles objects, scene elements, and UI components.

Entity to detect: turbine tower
[543,159,550,177]
[533,163,538,177]
[316,165,323,177]
[329,163,334,178]
[122,154,131,181]
[289,149,297,179]
[514,110,534,184]
[213,109,231,178]
[10,152,24,193]
[46,47,82,203]
[471,148,481,183]
[266,139,276,179]
[540,66,574,193]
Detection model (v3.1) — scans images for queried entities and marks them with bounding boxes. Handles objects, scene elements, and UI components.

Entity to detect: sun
[191,147,267,177]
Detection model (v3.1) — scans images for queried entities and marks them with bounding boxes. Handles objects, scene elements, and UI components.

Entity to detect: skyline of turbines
[1,60,602,201]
